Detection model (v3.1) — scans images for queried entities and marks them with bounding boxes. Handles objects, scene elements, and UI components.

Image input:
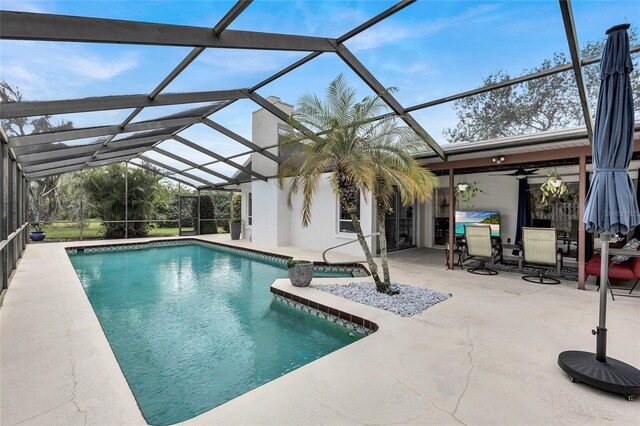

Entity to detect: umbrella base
[558,350,640,401]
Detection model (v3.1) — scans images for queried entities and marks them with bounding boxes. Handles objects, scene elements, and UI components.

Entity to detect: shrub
[81,164,161,239]
[230,193,242,223]
[194,195,218,234]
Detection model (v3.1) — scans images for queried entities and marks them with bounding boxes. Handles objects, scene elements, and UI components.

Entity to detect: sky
[0,0,638,185]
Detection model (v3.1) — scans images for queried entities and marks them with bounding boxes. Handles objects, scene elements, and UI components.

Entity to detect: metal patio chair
[464,225,501,275]
[519,227,563,284]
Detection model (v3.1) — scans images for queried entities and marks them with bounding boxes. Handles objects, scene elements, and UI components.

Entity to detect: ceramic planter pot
[30,231,46,241]
[288,261,314,287]
[230,222,242,240]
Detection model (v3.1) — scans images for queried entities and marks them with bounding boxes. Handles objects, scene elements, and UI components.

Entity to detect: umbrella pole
[596,233,610,362]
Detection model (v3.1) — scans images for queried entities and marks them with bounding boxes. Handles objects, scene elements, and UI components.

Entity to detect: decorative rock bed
[313,282,450,317]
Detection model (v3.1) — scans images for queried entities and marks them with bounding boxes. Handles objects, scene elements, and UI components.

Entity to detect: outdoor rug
[463,259,579,281]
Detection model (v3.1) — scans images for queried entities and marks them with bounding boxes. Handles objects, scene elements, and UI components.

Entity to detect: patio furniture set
[446,224,640,295]
[446,225,564,284]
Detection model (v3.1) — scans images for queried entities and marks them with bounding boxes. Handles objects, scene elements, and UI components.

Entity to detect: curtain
[513,178,530,255]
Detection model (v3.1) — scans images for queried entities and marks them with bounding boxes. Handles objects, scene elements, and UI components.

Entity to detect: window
[338,193,360,233]
[248,192,252,226]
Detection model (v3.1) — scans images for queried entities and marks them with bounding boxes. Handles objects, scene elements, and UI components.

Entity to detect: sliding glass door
[381,188,416,252]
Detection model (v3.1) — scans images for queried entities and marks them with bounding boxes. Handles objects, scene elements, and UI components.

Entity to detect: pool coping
[270,286,379,335]
[65,237,371,276]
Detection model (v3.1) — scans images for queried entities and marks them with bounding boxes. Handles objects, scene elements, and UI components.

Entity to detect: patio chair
[464,225,501,275]
[519,227,563,284]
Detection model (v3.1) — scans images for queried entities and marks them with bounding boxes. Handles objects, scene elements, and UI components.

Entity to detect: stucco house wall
[237,96,376,256]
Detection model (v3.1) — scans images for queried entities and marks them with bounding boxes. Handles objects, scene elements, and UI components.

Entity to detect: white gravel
[313,282,451,317]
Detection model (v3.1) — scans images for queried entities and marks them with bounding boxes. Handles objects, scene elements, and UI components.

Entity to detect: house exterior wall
[417,173,520,248]
[241,174,376,256]
[418,166,614,248]
[286,175,376,257]
[239,182,252,241]
[246,96,293,247]
[238,96,375,256]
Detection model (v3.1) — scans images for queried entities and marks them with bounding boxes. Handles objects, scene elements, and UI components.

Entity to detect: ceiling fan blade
[523,168,540,174]
[488,173,516,176]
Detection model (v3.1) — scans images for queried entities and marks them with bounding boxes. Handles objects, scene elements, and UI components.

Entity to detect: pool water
[69,244,364,425]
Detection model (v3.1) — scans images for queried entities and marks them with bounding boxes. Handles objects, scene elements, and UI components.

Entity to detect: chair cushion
[609,263,638,280]
[522,227,557,265]
[585,254,602,276]
[611,238,640,263]
[585,253,639,280]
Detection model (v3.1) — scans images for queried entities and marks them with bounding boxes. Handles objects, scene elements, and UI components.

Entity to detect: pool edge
[65,237,371,277]
[270,286,378,336]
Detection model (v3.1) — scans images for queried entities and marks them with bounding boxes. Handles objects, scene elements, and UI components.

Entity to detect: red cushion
[586,254,603,276]
[585,253,640,280]
[609,263,638,280]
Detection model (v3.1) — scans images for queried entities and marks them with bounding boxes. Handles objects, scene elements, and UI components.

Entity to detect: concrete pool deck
[1,235,639,425]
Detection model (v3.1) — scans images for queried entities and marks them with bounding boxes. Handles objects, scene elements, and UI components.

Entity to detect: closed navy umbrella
[583,24,639,234]
[559,23,640,401]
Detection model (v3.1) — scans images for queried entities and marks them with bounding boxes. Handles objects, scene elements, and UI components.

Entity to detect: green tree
[279,74,436,293]
[1,81,73,136]
[207,190,232,232]
[444,30,639,143]
[1,81,76,227]
[81,164,162,238]
[230,193,242,223]
[370,136,437,290]
[28,177,62,230]
[194,195,218,234]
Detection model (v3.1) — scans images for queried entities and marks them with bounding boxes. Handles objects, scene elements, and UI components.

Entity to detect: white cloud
[347,3,503,51]
[292,1,371,36]
[65,52,138,80]
[0,0,47,13]
[198,50,301,75]
[380,60,437,76]
[0,41,139,99]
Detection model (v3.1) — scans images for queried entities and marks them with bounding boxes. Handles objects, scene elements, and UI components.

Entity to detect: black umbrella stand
[558,233,640,400]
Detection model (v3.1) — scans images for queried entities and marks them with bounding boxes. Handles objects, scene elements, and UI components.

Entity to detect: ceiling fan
[489,165,541,180]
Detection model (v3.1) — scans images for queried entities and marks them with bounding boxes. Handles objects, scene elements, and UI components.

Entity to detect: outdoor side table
[445,245,464,270]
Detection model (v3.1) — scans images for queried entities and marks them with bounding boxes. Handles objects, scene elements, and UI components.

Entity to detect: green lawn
[36,222,225,241]
[39,222,105,239]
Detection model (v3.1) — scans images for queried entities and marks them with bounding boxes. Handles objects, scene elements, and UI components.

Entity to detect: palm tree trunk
[376,205,391,293]
[348,211,383,289]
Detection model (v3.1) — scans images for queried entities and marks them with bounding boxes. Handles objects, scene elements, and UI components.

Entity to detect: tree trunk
[348,210,383,289]
[376,205,392,293]
[335,171,382,289]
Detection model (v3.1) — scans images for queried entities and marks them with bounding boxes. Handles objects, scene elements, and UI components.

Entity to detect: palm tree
[369,133,438,291]
[278,74,436,293]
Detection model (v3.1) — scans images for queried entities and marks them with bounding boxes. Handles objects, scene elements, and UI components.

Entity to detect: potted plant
[538,171,567,206]
[229,193,242,240]
[29,222,46,241]
[287,259,314,287]
[454,181,484,208]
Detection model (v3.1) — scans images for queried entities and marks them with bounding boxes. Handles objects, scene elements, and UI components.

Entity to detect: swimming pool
[68,241,366,425]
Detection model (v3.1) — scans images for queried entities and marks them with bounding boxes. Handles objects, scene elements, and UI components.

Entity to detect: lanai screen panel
[1,0,637,186]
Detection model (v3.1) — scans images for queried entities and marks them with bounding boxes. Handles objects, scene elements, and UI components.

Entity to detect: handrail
[322,232,380,265]
[0,222,29,252]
